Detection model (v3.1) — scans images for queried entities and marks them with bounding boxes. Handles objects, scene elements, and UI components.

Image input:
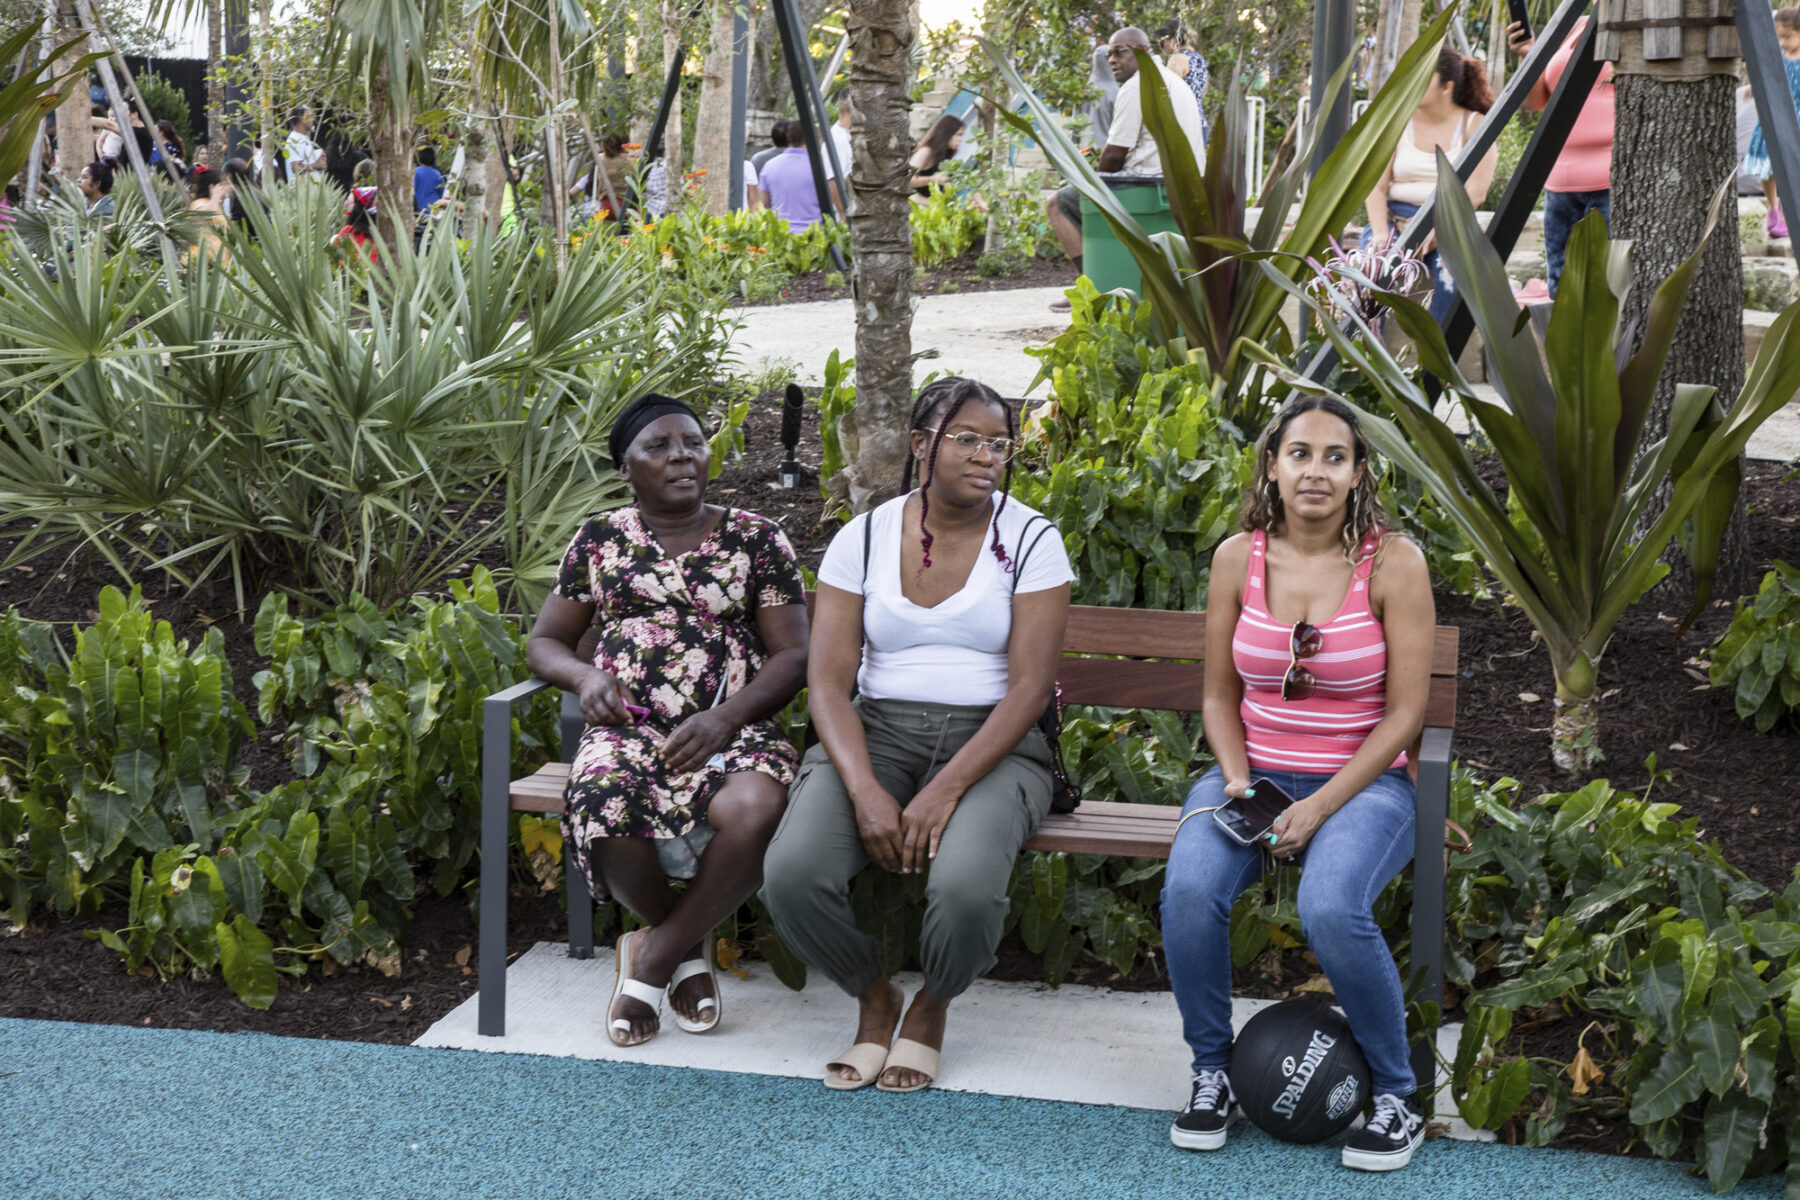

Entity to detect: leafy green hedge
[0,570,559,1006]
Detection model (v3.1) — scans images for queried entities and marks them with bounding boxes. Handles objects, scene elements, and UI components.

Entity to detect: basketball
[1229,1000,1371,1143]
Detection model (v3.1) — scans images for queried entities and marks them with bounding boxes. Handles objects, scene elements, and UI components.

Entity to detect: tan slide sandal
[823,1042,890,1091]
[875,1037,940,1093]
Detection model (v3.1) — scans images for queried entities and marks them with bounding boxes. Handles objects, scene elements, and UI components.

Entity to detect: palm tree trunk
[461,114,492,235]
[370,59,413,248]
[206,0,224,165]
[840,0,915,514]
[53,0,91,175]
[692,0,740,215]
[1550,648,1601,774]
[257,0,274,184]
[547,0,570,271]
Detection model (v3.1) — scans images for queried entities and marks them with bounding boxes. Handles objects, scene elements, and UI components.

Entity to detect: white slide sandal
[668,940,721,1034]
[608,929,665,1047]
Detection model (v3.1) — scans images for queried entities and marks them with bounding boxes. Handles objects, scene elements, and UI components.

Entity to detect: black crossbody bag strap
[1010,515,1080,813]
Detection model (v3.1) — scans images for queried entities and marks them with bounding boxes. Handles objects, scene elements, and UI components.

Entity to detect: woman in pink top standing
[1162,397,1437,1173]
[1509,17,1615,293]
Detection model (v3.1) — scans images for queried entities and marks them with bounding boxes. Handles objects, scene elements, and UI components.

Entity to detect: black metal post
[1439,11,1603,366]
[780,0,849,206]
[1308,0,1357,174]
[770,0,848,270]
[1300,0,1597,381]
[728,0,749,212]
[224,0,251,161]
[1739,0,1800,261]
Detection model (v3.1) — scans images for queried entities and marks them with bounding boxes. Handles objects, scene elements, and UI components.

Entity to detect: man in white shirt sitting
[1046,27,1206,271]
[284,107,327,183]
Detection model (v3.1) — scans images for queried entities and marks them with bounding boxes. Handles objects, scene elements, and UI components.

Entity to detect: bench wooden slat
[1063,606,1460,678]
[1025,813,1180,857]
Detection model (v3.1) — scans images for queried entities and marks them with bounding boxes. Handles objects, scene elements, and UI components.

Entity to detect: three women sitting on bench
[532,389,1432,1168]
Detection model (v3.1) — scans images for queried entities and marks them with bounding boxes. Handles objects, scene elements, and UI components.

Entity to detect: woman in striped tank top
[1162,397,1437,1172]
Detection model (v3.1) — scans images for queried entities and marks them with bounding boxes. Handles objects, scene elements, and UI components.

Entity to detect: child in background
[333,158,378,262]
[1744,6,1800,238]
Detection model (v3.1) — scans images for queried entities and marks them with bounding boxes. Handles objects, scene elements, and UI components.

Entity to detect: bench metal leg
[1411,726,1453,1116]
[478,695,514,1038]
[566,850,595,960]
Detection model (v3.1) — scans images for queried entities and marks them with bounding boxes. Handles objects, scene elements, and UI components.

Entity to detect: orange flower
[624,142,642,151]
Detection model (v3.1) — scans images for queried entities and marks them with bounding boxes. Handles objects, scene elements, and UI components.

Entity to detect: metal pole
[1300,0,1597,380]
[727,0,749,212]
[1740,0,1800,263]
[1308,0,1356,174]
[24,1,53,206]
[770,0,848,269]
[778,0,850,211]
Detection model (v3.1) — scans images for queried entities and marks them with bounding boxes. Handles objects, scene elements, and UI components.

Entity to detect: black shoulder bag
[1012,516,1081,814]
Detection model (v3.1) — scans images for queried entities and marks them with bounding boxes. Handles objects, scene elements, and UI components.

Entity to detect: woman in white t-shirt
[761,377,1074,1094]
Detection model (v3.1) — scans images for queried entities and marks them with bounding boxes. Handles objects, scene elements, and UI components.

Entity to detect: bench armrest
[479,675,555,1037]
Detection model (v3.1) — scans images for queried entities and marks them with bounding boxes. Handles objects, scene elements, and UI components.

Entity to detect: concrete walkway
[731,288,1800,462]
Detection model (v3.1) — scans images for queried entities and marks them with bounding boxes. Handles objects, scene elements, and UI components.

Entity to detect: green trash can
[1080,181,1177,296]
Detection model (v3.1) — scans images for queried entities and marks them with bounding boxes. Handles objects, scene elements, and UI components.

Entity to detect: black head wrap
[609,393,702,468]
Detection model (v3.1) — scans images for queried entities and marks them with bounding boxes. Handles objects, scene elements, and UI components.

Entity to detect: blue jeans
[1161,765,1419,1097]
[1543,188,1610,297]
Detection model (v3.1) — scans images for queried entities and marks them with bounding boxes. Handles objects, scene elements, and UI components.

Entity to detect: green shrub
[0,588,252,921]
[1018,280,1253,610]
[135,72,195,160]
[909,187,984,267]
[1437,772,1794,1191]
[0,572,560,1007]
[1706,560,1800,731]
[0,184,734,612]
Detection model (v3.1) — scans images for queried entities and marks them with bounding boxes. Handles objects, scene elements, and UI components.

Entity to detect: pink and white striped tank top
[1231,527,1406,774]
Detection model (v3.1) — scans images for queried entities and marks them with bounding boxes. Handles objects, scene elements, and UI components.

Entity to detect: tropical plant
[1267,158,1800,772]
[910,186,984,267]
[0,588,253,921]
[982,5,1456,434]
[0,22,103,184]
[1706,561,1800,731]
[0,183,739,613]
[1436,772,1794,1193]
[1017,279,1251,609]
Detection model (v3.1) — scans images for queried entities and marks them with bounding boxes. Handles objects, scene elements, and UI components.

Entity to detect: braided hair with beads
[898,376,1017,574]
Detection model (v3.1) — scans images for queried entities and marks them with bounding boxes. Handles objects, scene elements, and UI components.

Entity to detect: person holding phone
[1161,396,1436,1172]
[760,377,1073,1094]
[1506,13,1615,293]
[526,392,810,1048]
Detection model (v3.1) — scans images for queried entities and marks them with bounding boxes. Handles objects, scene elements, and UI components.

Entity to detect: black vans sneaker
[1341,1092,1426,1171]
[1170,1069,1236,1151]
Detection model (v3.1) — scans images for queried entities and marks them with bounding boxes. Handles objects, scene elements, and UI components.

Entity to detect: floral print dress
[552,507,806,891]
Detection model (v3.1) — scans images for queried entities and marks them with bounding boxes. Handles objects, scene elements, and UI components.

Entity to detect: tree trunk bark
[547,0,569,272]
[258,0,274,185]
[840,0,915,514]
[206,0,224,165]
[692,0,740,214]
[461,114,492,236]
[53,0,90,177]
[1372,0,1423,91]
[1613,73,1752,600]
[370,60,413,248]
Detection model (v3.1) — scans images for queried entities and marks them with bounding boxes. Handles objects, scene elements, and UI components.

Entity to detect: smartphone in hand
[1508,0,1533,44]
[1212,777,1298,847]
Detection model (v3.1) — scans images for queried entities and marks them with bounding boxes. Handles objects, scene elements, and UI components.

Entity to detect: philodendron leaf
[1628,1042,1704,1125]
[215,914,278,1010]
[1699,1091,1765,1193]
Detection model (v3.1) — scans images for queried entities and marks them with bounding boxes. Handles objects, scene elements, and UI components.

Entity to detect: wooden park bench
[478,605,1459,1101]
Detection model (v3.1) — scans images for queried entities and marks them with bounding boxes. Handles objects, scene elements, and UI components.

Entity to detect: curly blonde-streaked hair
[1240,396,1391,563]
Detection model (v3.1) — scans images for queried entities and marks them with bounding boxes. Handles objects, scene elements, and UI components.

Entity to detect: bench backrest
[1056,605,1459,731]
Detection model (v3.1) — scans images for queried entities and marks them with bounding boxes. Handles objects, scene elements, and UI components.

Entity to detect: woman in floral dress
[526,393,809,1047]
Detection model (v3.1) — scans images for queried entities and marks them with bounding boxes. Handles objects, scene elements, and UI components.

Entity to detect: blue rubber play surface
[0,1017,1782,1200]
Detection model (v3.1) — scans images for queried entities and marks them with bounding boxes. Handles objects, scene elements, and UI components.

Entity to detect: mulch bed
[744,247,1078,307]
[2,378,1795,1161]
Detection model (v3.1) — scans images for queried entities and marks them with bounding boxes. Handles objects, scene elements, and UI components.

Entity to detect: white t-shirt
[97,129,123,161]
[816,494,1074,705]
[739,159,759,208]
[829,123,852,181]
[284,129,324,182]
[1107,61,1206,176]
